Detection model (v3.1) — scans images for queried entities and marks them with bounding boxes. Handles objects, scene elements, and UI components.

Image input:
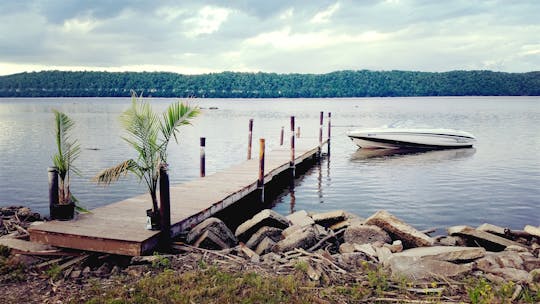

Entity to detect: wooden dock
[29,139,328,256]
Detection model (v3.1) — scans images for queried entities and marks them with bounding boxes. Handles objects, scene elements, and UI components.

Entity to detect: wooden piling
[319,111,324,158]
[258,138,265,203]
[290,116,296,177]
[280,126,284,146]
[159,163,171,249]
[48,167,59,216]
[200,137,206,177]
[247,119,253,160]
[327,112,331,156]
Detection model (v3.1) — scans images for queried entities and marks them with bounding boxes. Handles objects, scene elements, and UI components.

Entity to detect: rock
[483,273,506,284]
[235,209,290,242]
[286,210,314,227]
[70,270,81,279]
[488,268,530,283]
[255,237,276,256]
[384,240,403,253]
[392,246,486,262]
[194,230,231,250]
[524,225,540,238]
[311,210,346,228]
[475,251,525,272]
[313,224,329,238]
[186,217,237,247]
[339,242,356,254]
[273,226,318,252]
[96,263,111,277]
[505,245,529,252]
[329,220,350,231]
[388,255,473,280]
[523,256,540,272]
[353,243,377,258]
[245,226,282,249]
[365,210,433,248]
[375,246,393,266]
[110,266,120,276]
[530,269,540,284]
[448,225,526,251]
[344,223,391,245]
[82,266,91,277]
[477,223,506,236]
[282,225,302,238]
[335,252,369,270]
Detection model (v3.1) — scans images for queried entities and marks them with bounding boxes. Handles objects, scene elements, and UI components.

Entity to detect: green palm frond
[93,159,140,185]
[160,101,200,144]
[52,110,80,179]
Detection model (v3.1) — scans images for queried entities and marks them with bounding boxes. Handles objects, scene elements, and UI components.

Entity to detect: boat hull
[347,129,476,149]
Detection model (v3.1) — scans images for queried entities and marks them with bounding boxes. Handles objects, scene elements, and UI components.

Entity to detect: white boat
[346,128,476,149]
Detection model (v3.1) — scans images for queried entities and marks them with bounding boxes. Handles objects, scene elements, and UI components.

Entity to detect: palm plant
[93,91,199,213]
[52,110,81,205]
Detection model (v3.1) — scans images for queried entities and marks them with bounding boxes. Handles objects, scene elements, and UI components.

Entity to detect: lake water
[0,97,538,231]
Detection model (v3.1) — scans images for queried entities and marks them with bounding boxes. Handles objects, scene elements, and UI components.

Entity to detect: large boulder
[344,223,391,245]
[448,225,526,251]
[286,210,315,227]
[235,209,290,242]
[392,246,486,262]
[245,226,283,249]
[388,255,473,280]
[186,217,237,247]
[365,210,433,248]
[273,226,318,253]
[311,210,347,228]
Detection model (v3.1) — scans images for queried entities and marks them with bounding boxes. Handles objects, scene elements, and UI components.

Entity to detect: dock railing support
[159,163,171,250]
[200,137,206,177]
[48,167,59,217]
[247,119,253,160]
[327,112,331,156]
[258,138,265,203]
[290,116,296,177]
[280,126,284,146]
[319,111,324,158]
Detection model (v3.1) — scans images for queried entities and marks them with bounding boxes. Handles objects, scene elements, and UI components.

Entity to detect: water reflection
[350,147,476,163]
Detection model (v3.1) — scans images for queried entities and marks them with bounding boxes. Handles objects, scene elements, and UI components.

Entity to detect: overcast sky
[0,0,539,76]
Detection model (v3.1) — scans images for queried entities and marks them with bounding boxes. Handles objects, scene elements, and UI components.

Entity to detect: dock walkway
[29,139,327,256]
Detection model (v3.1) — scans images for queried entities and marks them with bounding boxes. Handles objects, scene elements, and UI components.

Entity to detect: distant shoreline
[1,70,539,98]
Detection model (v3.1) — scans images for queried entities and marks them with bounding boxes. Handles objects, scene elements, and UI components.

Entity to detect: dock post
[200,137,206,177]
[280,126,284,146]
[327,112,331,156]
[258,138,265,203]
[247,118,253,160]
[319,111,324,158]
[290,116,296,177]
[48,167,59,217]
[159,163,171,250]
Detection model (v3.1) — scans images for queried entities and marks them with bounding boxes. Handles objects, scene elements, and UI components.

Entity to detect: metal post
[290,116,296,177]
[327,112,332,156]
[48,167,59,217]
[280,126,284,146]
[247,119,253,160]
[159,163,171,250]
[258,138,265,203]
[200,137,206,177]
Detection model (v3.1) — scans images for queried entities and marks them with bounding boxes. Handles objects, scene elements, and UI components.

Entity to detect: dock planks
[29,139,328,256]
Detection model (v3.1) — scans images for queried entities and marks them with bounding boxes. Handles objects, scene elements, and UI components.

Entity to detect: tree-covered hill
[0,70,538,97]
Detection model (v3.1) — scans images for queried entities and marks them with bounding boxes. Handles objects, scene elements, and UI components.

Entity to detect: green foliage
[52,110,81,205]
[151,253,171,270]
[45,264,63,281]
[1,70,539,98]
[93,91,199,211]
[0,256,26,282]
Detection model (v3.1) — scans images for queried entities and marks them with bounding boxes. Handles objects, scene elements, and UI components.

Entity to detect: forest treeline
[0,70,539,98]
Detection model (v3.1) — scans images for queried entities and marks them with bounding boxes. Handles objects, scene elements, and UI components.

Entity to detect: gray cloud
[0,0,538,74]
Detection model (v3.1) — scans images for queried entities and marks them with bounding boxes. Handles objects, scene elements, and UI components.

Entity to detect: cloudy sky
[1,0,539,76]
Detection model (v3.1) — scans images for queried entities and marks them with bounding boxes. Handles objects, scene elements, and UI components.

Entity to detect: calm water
[0,97,538,230]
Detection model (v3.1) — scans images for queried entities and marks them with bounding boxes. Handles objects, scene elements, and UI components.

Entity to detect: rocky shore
[1,206,539,303]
